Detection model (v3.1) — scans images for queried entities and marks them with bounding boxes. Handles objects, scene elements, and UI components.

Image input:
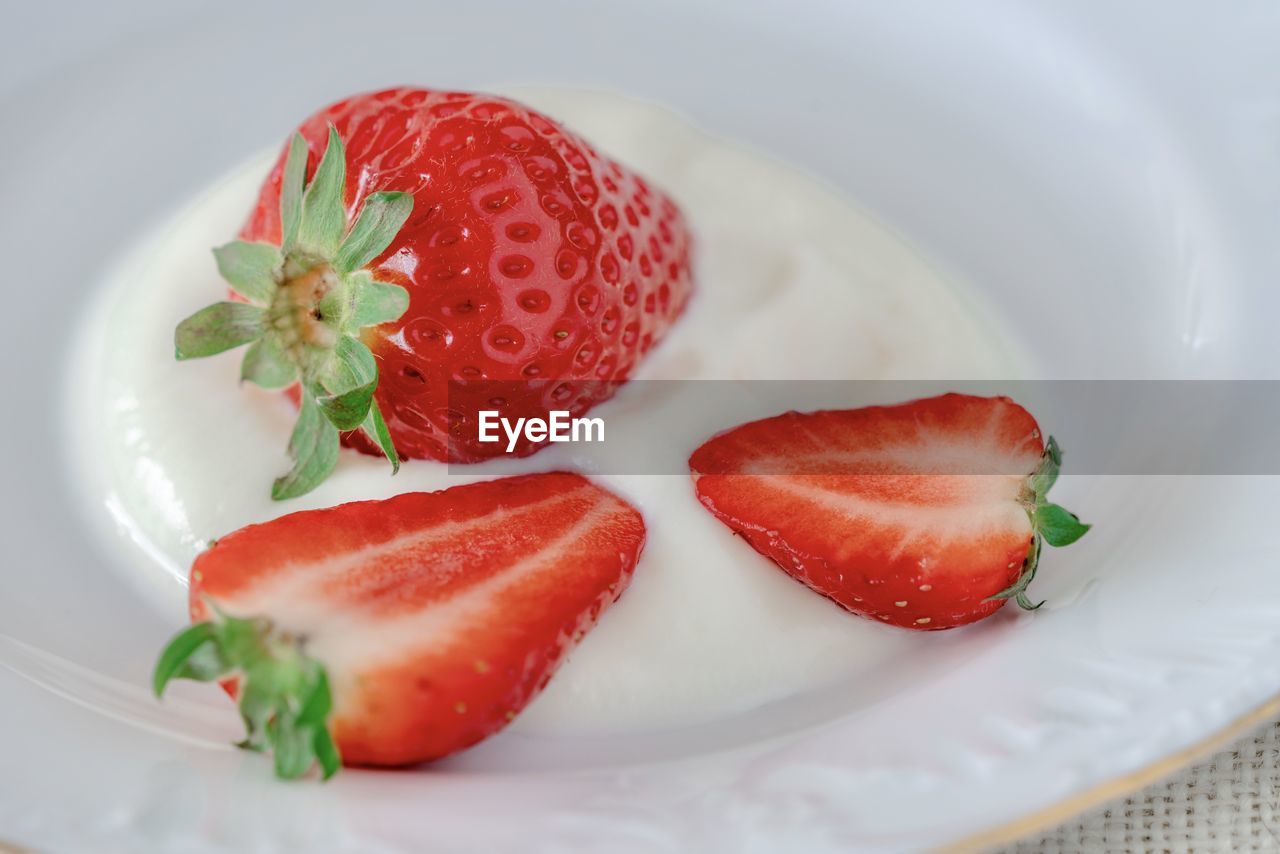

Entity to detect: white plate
[3,2,1279,851]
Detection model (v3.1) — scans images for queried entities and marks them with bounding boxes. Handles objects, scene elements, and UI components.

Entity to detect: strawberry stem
[153,608,341,781]
[987,436,1091,611]
[173,125,413,500]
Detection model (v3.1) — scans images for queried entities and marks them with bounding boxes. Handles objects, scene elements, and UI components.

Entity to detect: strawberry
[174,88,693,499]
[688,394,1089,630]
[152,472,646,777]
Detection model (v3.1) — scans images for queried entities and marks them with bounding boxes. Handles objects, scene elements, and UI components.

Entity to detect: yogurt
[67,87,1019,734]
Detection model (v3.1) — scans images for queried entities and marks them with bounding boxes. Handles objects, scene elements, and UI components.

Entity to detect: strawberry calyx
[174,127,414,500]
[988,436,1091,610]
[153,605,341,781]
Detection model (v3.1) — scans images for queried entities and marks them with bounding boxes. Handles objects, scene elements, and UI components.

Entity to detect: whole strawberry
[176,88,694,498]
[689,394,1090,630]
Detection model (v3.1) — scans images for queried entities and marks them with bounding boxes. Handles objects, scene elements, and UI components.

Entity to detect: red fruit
[175,88,693,498]
[154,473,646,775]
[249,88,692,460]
[689,394,1089,630]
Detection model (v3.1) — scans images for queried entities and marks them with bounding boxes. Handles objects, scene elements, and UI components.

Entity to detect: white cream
[67,87,1020,735]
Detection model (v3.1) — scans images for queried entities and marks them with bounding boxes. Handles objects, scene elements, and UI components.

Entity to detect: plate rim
[946,693,1280,851]
[4,692,1277,853]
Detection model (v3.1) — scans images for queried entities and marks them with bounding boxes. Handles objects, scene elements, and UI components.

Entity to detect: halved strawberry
[688,394,1088,630]
[153,472,645,777]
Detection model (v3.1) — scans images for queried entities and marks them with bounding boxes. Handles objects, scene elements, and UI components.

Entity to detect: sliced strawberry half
[689,394,1089,630]
[153,472,645,777]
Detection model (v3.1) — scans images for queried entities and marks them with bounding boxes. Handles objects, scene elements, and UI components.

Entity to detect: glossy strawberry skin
[189,473,646,766]
[689,395,1045,630]
[240,88,694,462]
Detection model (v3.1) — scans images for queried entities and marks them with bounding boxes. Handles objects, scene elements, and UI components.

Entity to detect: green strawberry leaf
[312,727,342,780]
[1036,502,1091,547]
[334,191,414,275]
[279,134,309,252]
[152,622,219,696]
[178,124,416,499]
[986,537,1045,610]
[326,335,377,389]
[296,667,333,728]
[313,336,378,430]
[996,436,1091,611]
[213,241,281,304]
[175,302,265,360]
[272,393,340,501]
[220,614,267,662]
[241,335,297,389]
[176,637,230,682]
[153,610,343,781]
[361,398,400,474]
[270,716,315,779]
[347,273,411,329]
[236,679,275,752]
[315,380,376,432]
[1030,435,1062,500]
[298,126,347,256]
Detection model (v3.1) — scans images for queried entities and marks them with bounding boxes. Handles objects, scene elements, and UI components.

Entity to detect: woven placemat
[1000,719,1280,852]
